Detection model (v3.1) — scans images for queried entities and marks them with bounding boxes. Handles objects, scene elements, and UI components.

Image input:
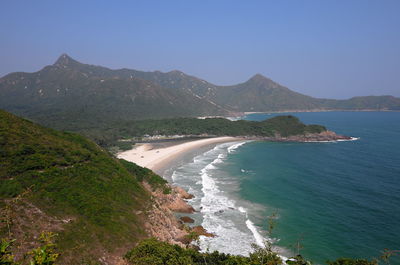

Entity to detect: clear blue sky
[1,0,399,99]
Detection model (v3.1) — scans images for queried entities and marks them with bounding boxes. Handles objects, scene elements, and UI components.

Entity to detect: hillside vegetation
[118,115,325,137]
[71,115,327,148]
[123,238,380,265]
[0,109,167,263]
[1,54,399,135]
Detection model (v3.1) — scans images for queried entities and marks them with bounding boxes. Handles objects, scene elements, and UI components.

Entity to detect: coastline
[116,130,355,257]
[117,136,246,250]
[117,136,243,174]
[242,109,400,115]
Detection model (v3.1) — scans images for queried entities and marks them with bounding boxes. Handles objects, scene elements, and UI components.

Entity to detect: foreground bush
[126,238,394,265]
[126,238,283,265]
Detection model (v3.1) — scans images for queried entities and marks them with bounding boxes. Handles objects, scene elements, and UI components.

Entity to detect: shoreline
[118,137,246,249]
[117,136,243,174]
[241,109,400,115]
[117,131,354,175]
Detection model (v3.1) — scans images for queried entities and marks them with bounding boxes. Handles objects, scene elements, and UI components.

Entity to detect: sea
[169,111,400,264]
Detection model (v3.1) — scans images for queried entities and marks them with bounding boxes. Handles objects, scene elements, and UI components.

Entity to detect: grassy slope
[0,110,164,263]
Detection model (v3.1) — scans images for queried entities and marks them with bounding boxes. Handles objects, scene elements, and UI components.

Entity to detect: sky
[1,0,399,99]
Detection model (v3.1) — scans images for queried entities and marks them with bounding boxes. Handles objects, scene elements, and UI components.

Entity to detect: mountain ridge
[1,54,399,133]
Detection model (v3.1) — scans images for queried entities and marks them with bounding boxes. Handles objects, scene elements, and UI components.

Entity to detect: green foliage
[118,159,168,191]
[82,115,326,148]
[326,258,377,265]
[126,238,286,265]
[286,255,312,265]
[27,232,59,265]
[0,110,150,263]
[0,238,15,265]
[115,141,135,151]
[126,239,394,265]
[0,232,59,265]
[184,231,200,248]
[125,238,196,265]
[250,243,282,265]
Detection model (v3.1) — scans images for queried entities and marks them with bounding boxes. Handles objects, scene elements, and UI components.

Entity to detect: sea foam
[171,140,271,256]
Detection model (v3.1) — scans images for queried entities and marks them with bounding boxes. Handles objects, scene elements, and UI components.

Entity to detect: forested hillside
[0,109,167,263]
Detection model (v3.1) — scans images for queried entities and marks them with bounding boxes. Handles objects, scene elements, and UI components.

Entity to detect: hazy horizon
[1,0,399,99]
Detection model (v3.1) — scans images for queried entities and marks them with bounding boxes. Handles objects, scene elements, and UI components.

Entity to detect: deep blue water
[171,111,400,264]
[231,112,400,263]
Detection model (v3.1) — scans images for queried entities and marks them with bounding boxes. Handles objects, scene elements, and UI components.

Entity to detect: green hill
[0,109,167,263]
[115,115,327,138]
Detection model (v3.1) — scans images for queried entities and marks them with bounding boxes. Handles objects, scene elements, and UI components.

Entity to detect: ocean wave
[172,140,271,256]
[227,141,247,153]
[337,137,360,142]
[245,219,265,247]
[197,141,271,255]
[238,206,247,213]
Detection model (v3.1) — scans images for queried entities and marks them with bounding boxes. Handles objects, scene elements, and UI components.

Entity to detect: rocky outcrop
[260,130,353,142]
[192,226,215,238]
[163,187,195,213]
[180,216,195,223]
[143,184,198,247]
[174,186,195,199]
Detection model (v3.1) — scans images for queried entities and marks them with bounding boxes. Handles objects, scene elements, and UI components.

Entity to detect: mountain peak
[249,73,269,82]
[243,73,283,90]
[54,53,79,67]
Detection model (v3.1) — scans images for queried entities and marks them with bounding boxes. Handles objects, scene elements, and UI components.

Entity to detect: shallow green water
[171,111,400,263]
[228,112,400,263]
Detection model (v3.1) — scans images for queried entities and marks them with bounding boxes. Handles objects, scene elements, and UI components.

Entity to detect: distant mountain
[0,54,229,128]
[129,69,400,112]
[210,74,320,111]
[1,54,399,131]
[317,95,400,111]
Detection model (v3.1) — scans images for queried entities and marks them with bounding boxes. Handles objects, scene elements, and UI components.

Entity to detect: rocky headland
[256,130,353,142]
[143,184,211,248]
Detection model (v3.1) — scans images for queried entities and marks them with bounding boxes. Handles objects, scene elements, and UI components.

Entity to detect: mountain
[317,95,400,110]
[129,70,400,112]
[1,54,399,133]
[210,74,320,111]
[0,109,171,263]
[0,54,229,129]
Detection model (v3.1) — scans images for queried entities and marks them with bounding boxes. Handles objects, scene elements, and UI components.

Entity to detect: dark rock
[180,216,195,223]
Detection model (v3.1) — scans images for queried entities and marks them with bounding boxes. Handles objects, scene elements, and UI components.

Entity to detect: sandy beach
[117,137,241,172]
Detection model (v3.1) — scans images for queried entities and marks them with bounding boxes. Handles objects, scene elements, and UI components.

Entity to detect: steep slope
[0,110,164,263]
[0,54,229,129]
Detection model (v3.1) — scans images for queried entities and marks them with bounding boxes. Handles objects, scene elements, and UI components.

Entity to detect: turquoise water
[172,112,400,264]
